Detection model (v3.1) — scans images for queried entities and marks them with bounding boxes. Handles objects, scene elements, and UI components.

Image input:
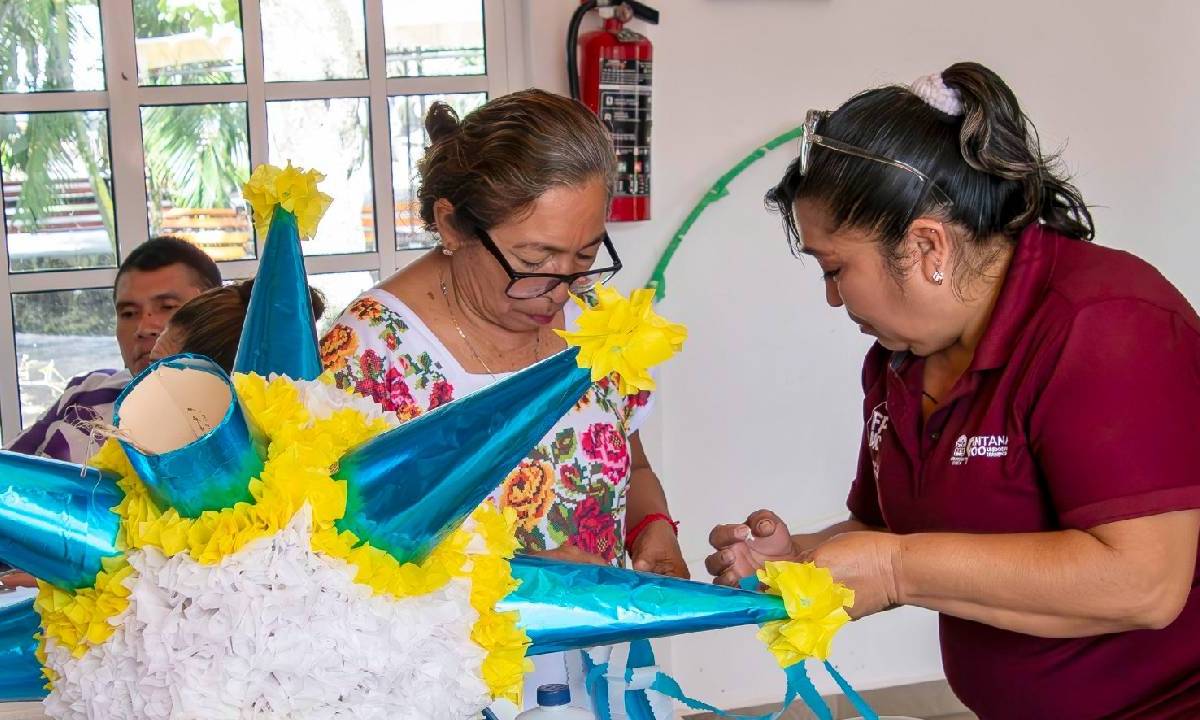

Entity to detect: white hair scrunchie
[910,73,964,116]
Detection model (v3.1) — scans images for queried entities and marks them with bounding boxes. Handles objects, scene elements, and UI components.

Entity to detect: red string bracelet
[625,512,679,550]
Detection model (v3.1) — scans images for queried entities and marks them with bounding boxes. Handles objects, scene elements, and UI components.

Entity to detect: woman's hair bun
[424,101,461,145]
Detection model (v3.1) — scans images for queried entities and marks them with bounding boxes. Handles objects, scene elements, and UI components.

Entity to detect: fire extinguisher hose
[644,124,806,302]
[567,0,599,100]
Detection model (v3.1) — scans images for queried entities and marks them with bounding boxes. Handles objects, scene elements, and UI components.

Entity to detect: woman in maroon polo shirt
[706,62,1200,719]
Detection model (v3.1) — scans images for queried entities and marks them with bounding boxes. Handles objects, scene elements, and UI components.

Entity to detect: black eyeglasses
[474,227,622,299]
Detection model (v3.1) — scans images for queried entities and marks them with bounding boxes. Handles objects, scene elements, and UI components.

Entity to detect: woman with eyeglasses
[707,62,1200,718]
[320,89,685,713]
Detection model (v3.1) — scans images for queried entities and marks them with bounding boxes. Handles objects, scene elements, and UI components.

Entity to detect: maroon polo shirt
[847,224,1200,719]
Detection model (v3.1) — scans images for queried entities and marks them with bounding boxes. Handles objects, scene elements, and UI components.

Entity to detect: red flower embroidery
[569,496,618,562]
[581,423,630,484]
[428,379,454,410]
[358,349,384,379]
[626,390,651,408]
[559,463,583,491]
[384,367,421,420]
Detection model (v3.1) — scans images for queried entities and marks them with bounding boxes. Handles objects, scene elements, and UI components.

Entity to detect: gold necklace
[440,276,540,377]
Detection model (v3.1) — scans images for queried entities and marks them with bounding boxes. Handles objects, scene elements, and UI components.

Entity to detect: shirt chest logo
[868,402,889,478]
[951,434,1009,465]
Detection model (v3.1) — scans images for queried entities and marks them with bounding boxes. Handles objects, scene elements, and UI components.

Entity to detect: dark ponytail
[767,61,1094,284]
[941,62,1093,240]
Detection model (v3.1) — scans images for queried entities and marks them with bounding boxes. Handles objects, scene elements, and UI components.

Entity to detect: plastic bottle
[513,684,593,719]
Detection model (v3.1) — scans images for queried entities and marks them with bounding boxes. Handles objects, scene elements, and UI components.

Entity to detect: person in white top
[320,90,685,714]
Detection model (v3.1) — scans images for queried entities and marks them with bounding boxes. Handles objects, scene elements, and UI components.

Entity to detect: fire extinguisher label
[598,58,651,198]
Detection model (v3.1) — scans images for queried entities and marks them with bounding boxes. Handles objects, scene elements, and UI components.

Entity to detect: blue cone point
[336,348,591,563]
[233,206,321,380]
[499,555,789,656]
[0,450,122,590]
[0,597,45,701]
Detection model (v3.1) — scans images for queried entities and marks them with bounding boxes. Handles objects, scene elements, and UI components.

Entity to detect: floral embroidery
[428,379,454,410]
[582,423,630,485]
[321,290,652,567]
[499,460,558,532]
[569,496,619,562]
[319,324,358,372]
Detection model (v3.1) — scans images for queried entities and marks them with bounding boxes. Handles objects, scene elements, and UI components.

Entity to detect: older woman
[707,63,1200,719]
[319,89,685,711]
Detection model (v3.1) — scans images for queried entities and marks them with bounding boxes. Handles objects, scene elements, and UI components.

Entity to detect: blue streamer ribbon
[578,607,877,720]
[824,661,878,720]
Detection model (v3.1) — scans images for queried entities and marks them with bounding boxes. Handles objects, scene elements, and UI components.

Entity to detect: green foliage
[12,288,114,337]
[142,103,248,210]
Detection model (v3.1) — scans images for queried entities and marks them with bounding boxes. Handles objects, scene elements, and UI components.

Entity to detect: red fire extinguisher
[568,1,660,222]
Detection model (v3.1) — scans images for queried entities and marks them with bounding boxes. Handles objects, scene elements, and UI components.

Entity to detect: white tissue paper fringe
[42,507,490,720]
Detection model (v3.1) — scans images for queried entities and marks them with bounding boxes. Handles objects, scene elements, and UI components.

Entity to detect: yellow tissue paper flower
[555,285,687,395]
[756,561,855,666]
[242,161,333,240]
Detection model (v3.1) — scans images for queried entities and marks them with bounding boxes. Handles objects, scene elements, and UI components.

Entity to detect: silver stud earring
[441,247,454,257]
[932,269,944,285]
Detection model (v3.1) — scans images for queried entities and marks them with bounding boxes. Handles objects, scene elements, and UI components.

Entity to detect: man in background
[0,237,220,592]
[5,236,221,463]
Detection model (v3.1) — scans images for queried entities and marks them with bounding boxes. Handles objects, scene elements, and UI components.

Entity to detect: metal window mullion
[9,269,118,294]
[136,84,249,107]
[263,79,372,102]
[383,75,490,97]
[0,202,17,442]
[0,91,108,113]
[241,0,268,267]
[100,0,150,262]
[363,0,396,277]
[483,0,514,97]
[303,253,382,275]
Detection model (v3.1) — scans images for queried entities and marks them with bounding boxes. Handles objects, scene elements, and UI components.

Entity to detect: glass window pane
[12,288,121,429]
[261,0,366,82]
[1,110,116,272]
[267,98,374,256]
[0,0,104,93]
[388,93,485,251]
[309,270,378,335]
[384,0,484,78]
[142,103,253,262]
[133,0,246,86]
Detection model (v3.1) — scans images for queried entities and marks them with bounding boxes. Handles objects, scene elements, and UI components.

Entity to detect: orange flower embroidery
[319,324,358,372]
[499,460,557,532]
[348,297,385,322]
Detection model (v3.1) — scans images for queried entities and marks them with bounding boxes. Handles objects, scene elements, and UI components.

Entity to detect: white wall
[519,0,1200,709]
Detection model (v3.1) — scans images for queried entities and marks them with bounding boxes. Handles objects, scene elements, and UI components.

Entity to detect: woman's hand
[706,509,800,586]
[527,543,608,566]
[799,531,902,619]
[630,520,690,579]
[0,570,37,591]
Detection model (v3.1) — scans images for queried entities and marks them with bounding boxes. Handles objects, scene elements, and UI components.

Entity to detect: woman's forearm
[893,512,1198,637]
[626,433,670,528]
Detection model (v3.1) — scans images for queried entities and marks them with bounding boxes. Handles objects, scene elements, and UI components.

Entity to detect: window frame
[0,0,524,443]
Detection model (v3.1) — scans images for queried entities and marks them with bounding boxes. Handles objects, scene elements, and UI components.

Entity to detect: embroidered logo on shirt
[868,402,889,479]
[951,434,1008,465]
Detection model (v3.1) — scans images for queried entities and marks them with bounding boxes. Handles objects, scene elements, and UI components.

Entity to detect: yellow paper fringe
[242,162,333,240]
[555,285,687,395]
[755,561,855,666]
[35,372,530,702]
